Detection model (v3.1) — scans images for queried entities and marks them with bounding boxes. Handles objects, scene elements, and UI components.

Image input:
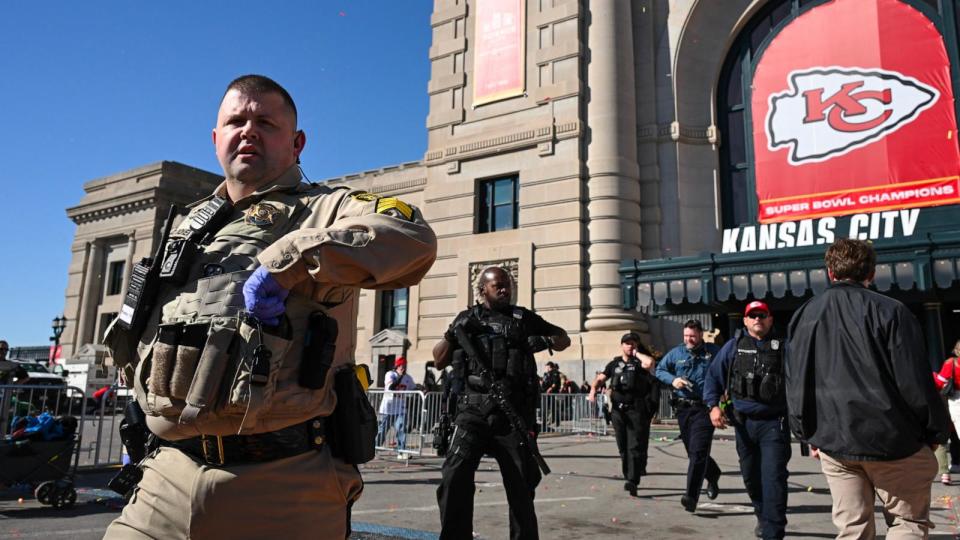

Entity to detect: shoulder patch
[375,197,414,221]
[350,191,379,202]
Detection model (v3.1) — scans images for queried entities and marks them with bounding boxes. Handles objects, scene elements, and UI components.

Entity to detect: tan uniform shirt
[129,165,436,440]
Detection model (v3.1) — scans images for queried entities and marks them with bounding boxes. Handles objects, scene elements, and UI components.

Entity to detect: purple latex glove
[242,266,290,326]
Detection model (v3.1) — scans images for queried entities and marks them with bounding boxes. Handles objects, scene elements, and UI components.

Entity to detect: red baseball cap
[744,301,770,317]
[394,357,407,368]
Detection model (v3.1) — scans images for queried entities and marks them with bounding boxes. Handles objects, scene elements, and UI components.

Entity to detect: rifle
[453,326,551,476]
[433,368,458,456]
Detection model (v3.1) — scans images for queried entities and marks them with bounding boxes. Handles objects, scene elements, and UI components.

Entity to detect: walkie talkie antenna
[152,205,179,263]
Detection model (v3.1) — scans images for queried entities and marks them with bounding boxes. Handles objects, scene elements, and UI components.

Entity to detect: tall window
[107,261,125,296]
[477,175,519,233]
[380,288,409,331]
[716,0,956,228]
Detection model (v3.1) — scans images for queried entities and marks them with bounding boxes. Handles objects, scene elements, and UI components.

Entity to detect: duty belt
[672,397,705,409]
[162,418,326,466]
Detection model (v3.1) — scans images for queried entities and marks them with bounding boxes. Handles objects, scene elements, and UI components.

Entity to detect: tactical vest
[131,186,351,440]
[728,333,785,405]
[450,305,539,418]
[609,358,648,405]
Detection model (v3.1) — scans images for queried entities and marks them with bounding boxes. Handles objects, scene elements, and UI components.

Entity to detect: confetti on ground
[807,486,813,492]
[17,497,23,504]
[611,517,619,523]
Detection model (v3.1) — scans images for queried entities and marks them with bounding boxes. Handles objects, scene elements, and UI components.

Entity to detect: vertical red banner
[751,0,960,223]
[473,0,526,106]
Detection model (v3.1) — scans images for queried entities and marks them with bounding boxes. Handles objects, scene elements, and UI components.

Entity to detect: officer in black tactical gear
[433,266,570,540]
[587,332,658,496]
[704,301,790,540]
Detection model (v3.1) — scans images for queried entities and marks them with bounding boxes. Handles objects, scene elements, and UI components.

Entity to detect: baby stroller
[0,385,82,508]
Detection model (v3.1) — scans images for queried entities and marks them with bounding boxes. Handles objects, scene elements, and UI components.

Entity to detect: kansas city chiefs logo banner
[751,0,960,223]
[768,67,939,164]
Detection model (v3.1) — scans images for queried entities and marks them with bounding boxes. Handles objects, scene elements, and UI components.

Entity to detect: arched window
[716,0,956,229]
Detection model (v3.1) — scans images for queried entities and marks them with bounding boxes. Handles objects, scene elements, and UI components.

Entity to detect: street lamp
[50,315,67,367]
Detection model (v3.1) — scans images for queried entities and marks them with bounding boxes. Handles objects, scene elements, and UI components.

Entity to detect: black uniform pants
[611,404,652,484]
[676,404,721,505]
[436,415,542,540]
[734,416,791,540]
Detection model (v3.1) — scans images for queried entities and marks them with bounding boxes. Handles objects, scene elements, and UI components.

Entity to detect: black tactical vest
[609,358,651,405]
[728,333,785,405]
[450,305,539,414]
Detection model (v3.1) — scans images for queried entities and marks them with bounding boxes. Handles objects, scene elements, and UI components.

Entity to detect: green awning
[620,231,960,314]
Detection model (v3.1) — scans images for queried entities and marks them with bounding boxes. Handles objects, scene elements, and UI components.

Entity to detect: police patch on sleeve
[244,203,281,228]
[375,197,414,221]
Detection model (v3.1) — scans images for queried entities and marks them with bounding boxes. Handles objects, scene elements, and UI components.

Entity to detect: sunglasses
[745,312,769,320]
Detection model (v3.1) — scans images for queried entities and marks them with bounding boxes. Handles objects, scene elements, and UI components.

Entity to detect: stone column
[76,240,103,347]
[584,0,643,331]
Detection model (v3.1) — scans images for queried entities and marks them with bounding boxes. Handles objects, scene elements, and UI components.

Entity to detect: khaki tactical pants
[104,445,362,539]
[820,447,937,540]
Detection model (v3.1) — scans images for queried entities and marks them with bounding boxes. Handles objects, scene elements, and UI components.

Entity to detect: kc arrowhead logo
[766,67,939,165]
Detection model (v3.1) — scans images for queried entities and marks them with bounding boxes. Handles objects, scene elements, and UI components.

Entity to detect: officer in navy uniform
[588,332,658,496]
[704,301,791,539]
[656,319,722,512]
[433,266,570,540]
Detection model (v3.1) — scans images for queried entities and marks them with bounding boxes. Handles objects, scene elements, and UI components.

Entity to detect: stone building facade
[68,0,928,382]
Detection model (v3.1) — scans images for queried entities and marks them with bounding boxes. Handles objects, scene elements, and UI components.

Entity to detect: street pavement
[2,428,960,539]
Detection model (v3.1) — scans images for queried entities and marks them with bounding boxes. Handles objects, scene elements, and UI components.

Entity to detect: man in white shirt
[378,357,416,458]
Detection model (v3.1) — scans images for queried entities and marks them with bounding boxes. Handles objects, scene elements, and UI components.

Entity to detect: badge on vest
[244,203,281,228]
[771,340,780,350]
[350,191,379,202]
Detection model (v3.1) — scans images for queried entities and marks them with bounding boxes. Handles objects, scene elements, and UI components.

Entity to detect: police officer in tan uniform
[103,75,437,539]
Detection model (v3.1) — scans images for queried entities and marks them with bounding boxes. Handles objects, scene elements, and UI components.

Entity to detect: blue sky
[0,1,432,347]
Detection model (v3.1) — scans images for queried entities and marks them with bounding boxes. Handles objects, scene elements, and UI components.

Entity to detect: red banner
[473,0,525,106]
[751,0,960,223]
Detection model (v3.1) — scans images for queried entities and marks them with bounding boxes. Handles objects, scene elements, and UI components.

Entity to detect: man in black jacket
[786,238,949,539]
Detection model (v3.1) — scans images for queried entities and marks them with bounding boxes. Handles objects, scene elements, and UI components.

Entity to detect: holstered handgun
[327,366,377,464]
[108,401,153,498]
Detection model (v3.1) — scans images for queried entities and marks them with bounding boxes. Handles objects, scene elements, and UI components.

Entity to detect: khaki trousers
[820,447,937,540]
[104,445,363,539]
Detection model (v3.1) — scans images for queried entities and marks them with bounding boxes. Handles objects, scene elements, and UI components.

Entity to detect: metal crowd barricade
[539,393,608,435]
[367,389,427,458]
[364,389,615,460]
[80,382,130,468]
[1,384,87,471]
